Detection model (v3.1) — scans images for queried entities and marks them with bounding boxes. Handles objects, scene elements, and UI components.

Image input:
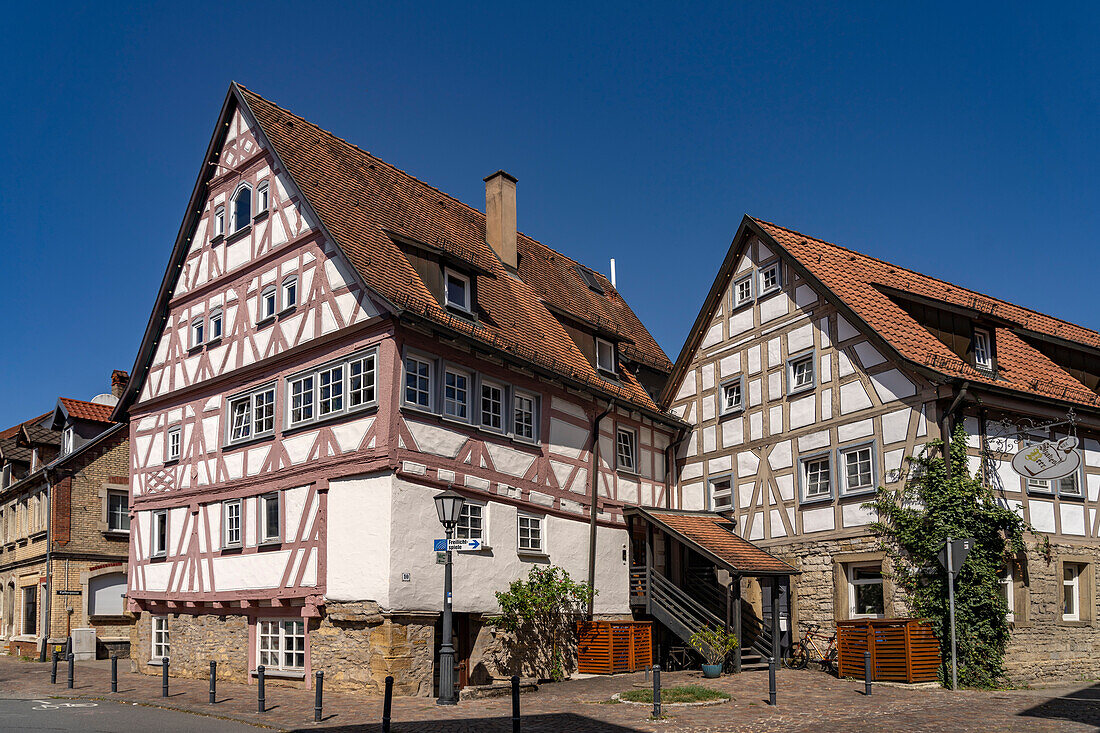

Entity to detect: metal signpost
[937,536,973,691]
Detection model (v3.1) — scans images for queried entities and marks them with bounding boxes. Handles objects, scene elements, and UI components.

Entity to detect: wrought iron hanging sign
[1010,436,1081,480]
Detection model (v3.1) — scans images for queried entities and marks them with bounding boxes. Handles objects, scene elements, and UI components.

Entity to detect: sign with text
[433,538,483,552]
[1011,437,1080,481]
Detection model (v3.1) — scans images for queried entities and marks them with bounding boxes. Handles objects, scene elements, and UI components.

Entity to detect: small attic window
[575,265,605,294]
[973,328,993,371]
[444,268,472,314]
[596,337,617,374]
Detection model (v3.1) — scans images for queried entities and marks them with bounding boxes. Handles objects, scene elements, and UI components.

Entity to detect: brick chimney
[484,170,518,270]
[111,370,129,399]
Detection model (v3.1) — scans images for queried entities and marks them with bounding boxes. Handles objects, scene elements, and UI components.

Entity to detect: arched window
[232,185,252,232]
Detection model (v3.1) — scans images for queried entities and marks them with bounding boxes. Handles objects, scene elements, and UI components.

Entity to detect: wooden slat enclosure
[837,618,941,683]
[576,621,653,674]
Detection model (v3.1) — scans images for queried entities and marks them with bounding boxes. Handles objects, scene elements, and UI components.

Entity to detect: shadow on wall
[1018,683,1100,730]
[295,712,645,732]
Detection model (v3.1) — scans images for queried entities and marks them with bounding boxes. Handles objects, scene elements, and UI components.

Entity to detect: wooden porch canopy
[624,507,798,670]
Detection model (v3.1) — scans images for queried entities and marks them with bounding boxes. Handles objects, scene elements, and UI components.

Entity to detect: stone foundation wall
[771,535,1100,684]
[130,611,251,683]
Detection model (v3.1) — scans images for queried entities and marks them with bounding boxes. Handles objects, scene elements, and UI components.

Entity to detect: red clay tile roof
[236,86,674,416]
[751,218,1100,409]
[0,413,49,442]
[59,398,116,424]
[641,509,796,575]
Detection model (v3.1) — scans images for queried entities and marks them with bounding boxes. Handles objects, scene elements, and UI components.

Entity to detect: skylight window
[575,265,605,294]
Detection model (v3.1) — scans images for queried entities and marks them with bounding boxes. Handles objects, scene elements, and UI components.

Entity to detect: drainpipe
[940,382,969,478]
[587,400,616,619]
[664,430,688,509]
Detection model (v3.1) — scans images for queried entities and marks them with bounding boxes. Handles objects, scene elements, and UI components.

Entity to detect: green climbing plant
[491,565,595,681]
[865,422,1032,688]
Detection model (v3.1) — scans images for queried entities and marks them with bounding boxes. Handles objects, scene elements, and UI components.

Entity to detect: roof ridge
[236,85,616,289]
[752,217,1100,340]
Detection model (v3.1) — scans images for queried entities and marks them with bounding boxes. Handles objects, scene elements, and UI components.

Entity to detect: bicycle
[785,623,838,674]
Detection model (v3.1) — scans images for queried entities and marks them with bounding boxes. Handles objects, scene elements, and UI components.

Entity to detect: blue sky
[2,2,1098,426]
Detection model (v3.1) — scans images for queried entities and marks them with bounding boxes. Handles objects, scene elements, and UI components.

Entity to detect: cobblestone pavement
[0,655,1096,732]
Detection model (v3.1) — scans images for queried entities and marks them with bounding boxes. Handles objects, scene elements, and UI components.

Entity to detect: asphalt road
[0,697,265,732]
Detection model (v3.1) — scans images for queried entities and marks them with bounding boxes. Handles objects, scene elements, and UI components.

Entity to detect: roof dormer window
[444,268,472,313]
[61,427,73,456]
[596,337,617,374]
[973,328,993,371]
[232,185,252,232]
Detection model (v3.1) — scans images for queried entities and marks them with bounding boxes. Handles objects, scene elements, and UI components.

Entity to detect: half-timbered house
[112,84,687,693]
[663,215,1100,682]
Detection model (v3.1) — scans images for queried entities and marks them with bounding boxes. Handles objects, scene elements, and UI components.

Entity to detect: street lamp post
[434,489,465,706]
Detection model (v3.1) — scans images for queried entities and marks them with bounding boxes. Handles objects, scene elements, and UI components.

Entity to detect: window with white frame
[595,338,616,374]
[152,510,168,557]
[513,391,537,441]
[348,353,376,408]
[258,619,305,671]
[166,425,181,462]
[261,492,280,543]
[227,385,276,444]
[758,262,781,295]
[223,499,242,546]
[517,514,544,553]
[317,364,344,417]
[1063,564,1081,621]
[257,181,270,212]
[281,276,298,310]
[214,206,225,238]
[456,502,484,541]
[801,455,832,501]
[191,317,205,348]
[1058,461,1084,497]
[209,308,223,340]
[848,563,884,618]
[720,378,743,414]
[404,355,432,409]
[709,476,733,511]
[788,353,815,393]
[260,286,277,321]
[61,427,74,456]
[733,274,753,307]
[972,328,993,370]
[289,375,315,425]
[443,368,470,420]
[840,445,875,494]
[107,490,130,530]
[232,185,252,231]
[616,427,638,473]
[480,380,505,431]
[151,616,169,660]
[444,269,472,312]
[999,565,1015,622]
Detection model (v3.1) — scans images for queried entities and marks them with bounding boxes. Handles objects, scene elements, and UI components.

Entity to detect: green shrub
[620,684,730,704]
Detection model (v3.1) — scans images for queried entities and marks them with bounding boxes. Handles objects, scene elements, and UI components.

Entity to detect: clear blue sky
[2,2,1098,426]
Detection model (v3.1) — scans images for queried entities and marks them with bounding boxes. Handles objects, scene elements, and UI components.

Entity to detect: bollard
[382,674,393,731]
[315,671,325,724]
[111,654,118,693]
[768,656,777,706]
[50,651,58,684]
[209,661,217,704]
[67,654,74,689]
[257,665,266,713]
[161,657,169,697]
[864,651,873,696]
[511,675,520,733]
[652,664,661,719]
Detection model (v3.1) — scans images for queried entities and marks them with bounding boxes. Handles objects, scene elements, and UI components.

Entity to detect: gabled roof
[627,507,797,576]
[0,412,51,464]
[662,215,1100,412]
[115,84,679,425]
[0,413,49,442]
[57,398,116,424]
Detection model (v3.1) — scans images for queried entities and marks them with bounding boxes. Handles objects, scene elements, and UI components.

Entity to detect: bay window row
[403,351,540,444]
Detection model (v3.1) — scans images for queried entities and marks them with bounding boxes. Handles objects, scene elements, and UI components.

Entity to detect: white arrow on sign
[451,538,482,551]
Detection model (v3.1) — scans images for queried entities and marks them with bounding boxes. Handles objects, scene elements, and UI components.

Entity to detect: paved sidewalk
[0,655,1096,732]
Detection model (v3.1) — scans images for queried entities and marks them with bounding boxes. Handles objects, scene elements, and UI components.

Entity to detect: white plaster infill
[611,692,730,707]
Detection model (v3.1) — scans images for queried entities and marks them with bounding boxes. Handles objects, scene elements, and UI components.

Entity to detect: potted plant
[689,627,738,678]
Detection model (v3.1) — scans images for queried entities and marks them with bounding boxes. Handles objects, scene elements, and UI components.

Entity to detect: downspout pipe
[940,382,969,478]
[587,400,616,619]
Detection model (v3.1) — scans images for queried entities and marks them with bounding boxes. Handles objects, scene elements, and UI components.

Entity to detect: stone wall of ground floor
[765,533,1100,684]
